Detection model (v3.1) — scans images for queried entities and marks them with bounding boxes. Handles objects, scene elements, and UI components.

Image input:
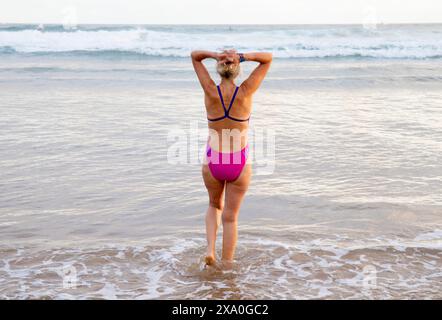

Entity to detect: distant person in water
[191,49,272,267]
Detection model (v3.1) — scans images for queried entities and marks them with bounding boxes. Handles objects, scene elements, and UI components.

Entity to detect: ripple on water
[0,230,441,299]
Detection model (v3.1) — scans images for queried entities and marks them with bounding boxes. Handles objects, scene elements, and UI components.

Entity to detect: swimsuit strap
[208,85,249,122]
[226,86,239,113]
[217,85,239,115]
[216,85,228,113]
[228,115,250,122]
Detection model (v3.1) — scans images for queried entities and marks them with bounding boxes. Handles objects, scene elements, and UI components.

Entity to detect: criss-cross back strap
[216,85,239,115]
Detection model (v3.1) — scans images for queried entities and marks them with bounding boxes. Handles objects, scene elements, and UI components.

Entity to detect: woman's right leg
[222,164,251,263]
[202,164,225,265]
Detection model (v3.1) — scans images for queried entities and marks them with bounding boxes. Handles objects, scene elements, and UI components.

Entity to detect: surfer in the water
[191,49,272,267]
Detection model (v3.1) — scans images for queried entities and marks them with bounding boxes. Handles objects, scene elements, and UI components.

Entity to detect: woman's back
[205,83,252,153]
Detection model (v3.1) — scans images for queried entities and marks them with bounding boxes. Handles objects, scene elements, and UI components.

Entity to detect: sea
[0,24,441,299]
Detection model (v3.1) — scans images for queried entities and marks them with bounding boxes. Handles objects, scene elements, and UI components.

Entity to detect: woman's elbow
[191,50,203,60]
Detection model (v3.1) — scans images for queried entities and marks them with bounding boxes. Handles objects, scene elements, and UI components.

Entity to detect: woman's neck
[220,77,236,86]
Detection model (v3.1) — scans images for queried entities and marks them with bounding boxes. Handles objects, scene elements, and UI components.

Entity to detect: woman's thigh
[202,164,225,209]
[224,164,252,217]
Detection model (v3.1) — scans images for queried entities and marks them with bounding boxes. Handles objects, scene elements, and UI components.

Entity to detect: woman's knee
[209,199,224,210]
[222,210,238,223]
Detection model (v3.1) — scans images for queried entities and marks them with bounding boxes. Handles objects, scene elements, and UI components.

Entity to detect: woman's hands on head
[216,49,239,65]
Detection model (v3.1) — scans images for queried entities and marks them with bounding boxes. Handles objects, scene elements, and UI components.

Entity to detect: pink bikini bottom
[206,143,249,182]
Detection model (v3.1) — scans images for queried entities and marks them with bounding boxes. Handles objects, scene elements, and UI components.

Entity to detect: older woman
[191,49,272,267]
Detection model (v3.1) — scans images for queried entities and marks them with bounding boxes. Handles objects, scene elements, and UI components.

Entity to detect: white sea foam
[0,25,441,59]
[0,230,440,299]
[414,229,442,241]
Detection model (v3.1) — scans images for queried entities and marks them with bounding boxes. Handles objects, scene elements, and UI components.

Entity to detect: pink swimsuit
[205,84,251,182]
[206,144,249,182]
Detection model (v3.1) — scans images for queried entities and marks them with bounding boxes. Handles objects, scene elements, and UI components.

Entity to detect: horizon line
[1,22,442,26]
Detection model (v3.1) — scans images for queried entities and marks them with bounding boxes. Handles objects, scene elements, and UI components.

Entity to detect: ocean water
[0,24,442,299]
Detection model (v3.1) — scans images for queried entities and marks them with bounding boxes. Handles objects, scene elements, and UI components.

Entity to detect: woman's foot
[205,248,216,266]
[204,255,216,266]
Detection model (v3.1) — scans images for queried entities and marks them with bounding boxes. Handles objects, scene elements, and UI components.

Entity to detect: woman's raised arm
[190,50,219,92]
[240,52,273,95]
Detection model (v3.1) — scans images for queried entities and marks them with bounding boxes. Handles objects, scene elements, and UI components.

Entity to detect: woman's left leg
[202,164,225,265]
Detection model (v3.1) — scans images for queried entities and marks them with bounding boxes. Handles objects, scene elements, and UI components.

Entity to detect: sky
[1,0,441,24]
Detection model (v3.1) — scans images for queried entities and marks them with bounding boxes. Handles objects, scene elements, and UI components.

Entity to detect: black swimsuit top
[207,85,250,122]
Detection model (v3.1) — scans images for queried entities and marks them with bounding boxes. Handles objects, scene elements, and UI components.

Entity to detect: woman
[191,49,272,267]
